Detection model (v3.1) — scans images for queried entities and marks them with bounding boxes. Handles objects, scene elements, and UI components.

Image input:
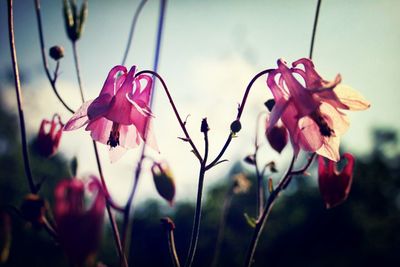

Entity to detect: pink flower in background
[266,58,370,161]
[318,153,355,209]
[36,114,63,157]
[64,65,157,162]
[54,177,105,265]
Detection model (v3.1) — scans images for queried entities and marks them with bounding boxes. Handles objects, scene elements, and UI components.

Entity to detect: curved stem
[184,167,206,267]
[8,0,37,194]
[135,70,202,162]
[309,0,322,60]
[33,0,75,114]
[244,155,296,267]
[72,42,85,103]
[206,69,272,170]
[121,0,148,65]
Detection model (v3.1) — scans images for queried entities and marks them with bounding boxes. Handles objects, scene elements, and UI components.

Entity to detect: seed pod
[152,162,176,206]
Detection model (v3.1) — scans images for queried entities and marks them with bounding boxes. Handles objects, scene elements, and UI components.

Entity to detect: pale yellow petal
[334,84,371,111]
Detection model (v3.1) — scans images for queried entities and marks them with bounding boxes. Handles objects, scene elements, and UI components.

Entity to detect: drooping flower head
[36,114,63,157]
[266,58,370,161]
[318,153,355,209]
[54,177,105,265]
[64,66,157,162]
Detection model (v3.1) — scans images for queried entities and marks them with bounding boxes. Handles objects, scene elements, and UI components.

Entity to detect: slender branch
[161,218,181,267]
[121,0,148,66]
[244,155,296,267]
[72,42,85,103]
[8,0,38,194]
[184,167,206,267]
[206,69,272,170]
[120,0,168,261]
[290,153,316,176]
[309,0,322,60]
[92,142,128,267]
[33,0,75,114]
[135,70,202,161]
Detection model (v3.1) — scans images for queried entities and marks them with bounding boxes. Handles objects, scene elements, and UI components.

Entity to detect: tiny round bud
[49,46,64,60]
[230,120,242,133]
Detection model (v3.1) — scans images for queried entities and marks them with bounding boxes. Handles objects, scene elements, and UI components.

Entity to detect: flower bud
[243,155,256,165]
[35,114,63,158]
[318,153,355,209]
[151,162,176,206]
[200,118,209,133]
[20,194,47,227]
[266,124,288,153]
[49,46,64,60]
[230,120,242,134]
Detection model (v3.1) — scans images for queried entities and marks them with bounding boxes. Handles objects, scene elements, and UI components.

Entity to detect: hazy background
[0,0,399,205]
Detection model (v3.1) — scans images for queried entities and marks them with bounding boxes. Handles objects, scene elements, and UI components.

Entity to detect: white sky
[0,0,399,205]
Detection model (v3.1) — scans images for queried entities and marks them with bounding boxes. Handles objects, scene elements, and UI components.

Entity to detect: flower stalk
[8,0,38,194]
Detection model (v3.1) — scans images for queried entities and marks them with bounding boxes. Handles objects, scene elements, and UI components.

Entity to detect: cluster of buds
[63,0,88,42]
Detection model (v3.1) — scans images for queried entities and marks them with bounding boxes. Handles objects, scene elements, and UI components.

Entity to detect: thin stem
[254,112,267,218]
[211,185,234,267]
[135,70,202,162]
[168,229,181,267]
[8,0,37,194]
[244,155,296,267]
[121,0,148,65]
[72,42,85,103]
[121,0,167,260]
[184,167,206,267]
[33,0,75,114]
[309,0,322,60]
[206,69,272,170]
[92,142,128,267]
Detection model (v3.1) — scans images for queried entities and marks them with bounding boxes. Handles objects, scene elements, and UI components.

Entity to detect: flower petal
[87,94,113,120]
[85,118,113,146]
[319,102,350,135]
[109,146,128,163]
[333,84,371,110]
[64,100,93,131]
[98,65,127,96]
[316,135,341,162]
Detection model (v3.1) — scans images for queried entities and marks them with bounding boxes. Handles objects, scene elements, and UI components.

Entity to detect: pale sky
[0,0,399,205]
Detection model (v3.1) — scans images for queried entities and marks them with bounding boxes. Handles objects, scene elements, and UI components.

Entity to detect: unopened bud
[266,124,288,153]
[230,120,242,134]
[20,194,47,227]
[49,46,64,60]
[151,163,176,206]
[200,118,209,133]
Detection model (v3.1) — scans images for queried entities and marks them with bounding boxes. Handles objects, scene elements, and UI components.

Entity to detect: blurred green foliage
[0,95,399,266]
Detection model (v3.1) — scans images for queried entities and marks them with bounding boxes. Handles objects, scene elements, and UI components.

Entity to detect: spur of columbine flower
[318,153,355,208]
[266,58,370,161]
[64,65,158,162]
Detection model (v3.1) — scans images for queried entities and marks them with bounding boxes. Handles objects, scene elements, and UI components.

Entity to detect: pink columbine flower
[54,177,105,265]
[266,58,370,161]
[318,153,355,209]
[36,114,63,157]
[64,66,157,162]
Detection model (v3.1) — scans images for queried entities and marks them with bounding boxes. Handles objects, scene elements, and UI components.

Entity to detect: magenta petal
[85,118,113,146]
[98,65,127,96]
[119,125,140,149]
[64,100,93,131]
[87,94,113,120]
[132,74,153,104]
[109,146,128,163]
